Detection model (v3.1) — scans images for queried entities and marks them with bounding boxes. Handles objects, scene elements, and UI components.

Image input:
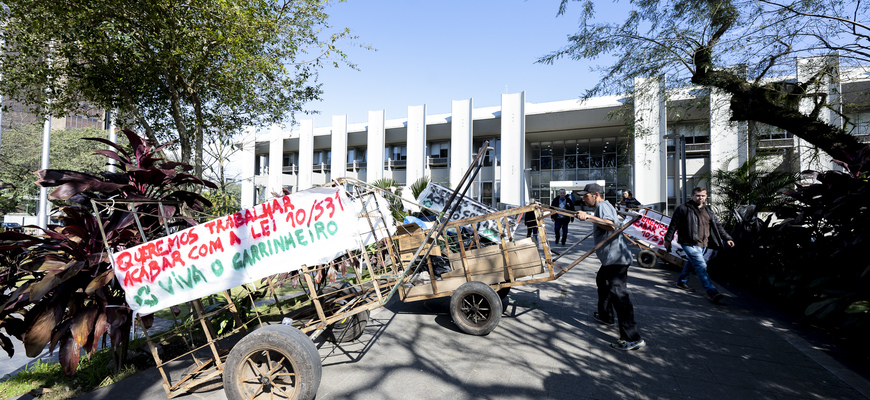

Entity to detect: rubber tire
[329,310,369,343]
[450,281,502,336]
[637,249,657,269]
[496,287,511,299]
[321,282,368,343]
[223,325,321,400]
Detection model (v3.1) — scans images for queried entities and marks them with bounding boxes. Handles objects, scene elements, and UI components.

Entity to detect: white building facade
[240,61,870,213]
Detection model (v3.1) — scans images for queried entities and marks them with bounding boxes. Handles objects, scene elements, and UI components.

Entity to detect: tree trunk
[692,49,865,167]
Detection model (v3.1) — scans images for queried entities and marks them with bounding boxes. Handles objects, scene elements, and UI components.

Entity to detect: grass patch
[0,350,139,400]
[0,272,386,400]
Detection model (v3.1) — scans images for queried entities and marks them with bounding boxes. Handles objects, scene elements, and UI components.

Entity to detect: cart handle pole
[381,141,492,304]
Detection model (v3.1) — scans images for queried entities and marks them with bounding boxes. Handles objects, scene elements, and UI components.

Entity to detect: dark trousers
[553,218,569,243]
[596,264,642,342]
[526,226,539,242]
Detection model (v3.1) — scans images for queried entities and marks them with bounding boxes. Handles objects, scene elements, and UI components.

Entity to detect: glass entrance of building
[529,137,632,206]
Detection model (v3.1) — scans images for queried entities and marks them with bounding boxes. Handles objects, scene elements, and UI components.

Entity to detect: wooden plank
[495,218,516,284]
[191,299,223,368]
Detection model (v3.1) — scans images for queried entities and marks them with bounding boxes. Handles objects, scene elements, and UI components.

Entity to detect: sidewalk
[9,220,870,399]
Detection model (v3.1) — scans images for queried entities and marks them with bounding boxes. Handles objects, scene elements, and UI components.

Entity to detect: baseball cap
[577,183,604,195]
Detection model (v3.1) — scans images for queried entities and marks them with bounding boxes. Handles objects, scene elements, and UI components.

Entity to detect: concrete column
[367,110,385,183]
[796,55,840,171]
[240,126,256,209]
[37,116,51,229]
[331,115,348,181]
[406,105,427,185]
[633,76,667,211]
[268,124,284,197]
[500,92,526,206]
[710,89,749,171]
[298,120,314,190]
[450,99,473,189]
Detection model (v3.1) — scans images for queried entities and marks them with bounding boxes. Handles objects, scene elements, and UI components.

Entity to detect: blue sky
[299,0,624,127]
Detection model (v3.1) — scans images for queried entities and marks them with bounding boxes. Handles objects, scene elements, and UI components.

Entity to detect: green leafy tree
[0,125,124,215]
[540,0,868,167]
[0,0,361,178]
[709,156,797,229]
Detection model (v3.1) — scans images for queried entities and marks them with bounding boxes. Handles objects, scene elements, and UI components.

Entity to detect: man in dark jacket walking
[664,187,735,303]
[550,189,575,245]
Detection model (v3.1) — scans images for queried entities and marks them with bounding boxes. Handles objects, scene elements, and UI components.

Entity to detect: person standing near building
[550,189,575,246]
[576,183,646,351]
[664,187,735,303]
[620,189,642,209]
[515,201,540,244]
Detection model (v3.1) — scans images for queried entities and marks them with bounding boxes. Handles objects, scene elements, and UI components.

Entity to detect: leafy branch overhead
[0,131,214,376]
[540,0,868,165]
[0,0,363,178]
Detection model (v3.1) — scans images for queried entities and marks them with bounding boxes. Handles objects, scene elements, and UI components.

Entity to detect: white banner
[621,208,712,262]
[417,182,513,242]
[112,187,380,315]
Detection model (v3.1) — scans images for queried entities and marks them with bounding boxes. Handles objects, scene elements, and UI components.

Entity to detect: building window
[427,141,449,166]
[531,137,630,205]
[312,150,331,166]
[846,112,870,136]
[428,142,449,158]
[752,123,791,140]
[385,145,407,161]
[473,138,500,166]
[666,124,710,149]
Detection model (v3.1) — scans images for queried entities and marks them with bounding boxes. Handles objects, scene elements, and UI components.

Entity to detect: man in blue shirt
[576,183,646,351]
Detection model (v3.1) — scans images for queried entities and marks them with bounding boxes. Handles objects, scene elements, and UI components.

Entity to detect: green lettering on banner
[314,221,328,240]
[284,232,297,248]
[172,270,190,288]
[244,249,256,268]
[232,252,244,270]
[272,237,286,252]
[250,245,261,262]
[258,242,269,257]
[134,286,159,307]
[158,277,175,295]
[295,229,308,246]
[211,260,224,276]
[327,220,338,235]
[191,265,207,284]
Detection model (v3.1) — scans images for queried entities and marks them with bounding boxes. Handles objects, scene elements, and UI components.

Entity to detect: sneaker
[710,293,725,303]
[675,282,695,292]
[561,241,566,245]
[592,312,615,327]
[611,339,646,351]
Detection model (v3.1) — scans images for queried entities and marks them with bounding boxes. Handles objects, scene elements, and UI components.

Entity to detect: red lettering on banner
[171,250,185,268]
[233,212,244,227]
[116,253,132,272]
[203,220,217,234]
[260,219,272,237]
[229,231,242,246]
[271,198,285,214]
[334,191,344,211]
[261,202,273,221]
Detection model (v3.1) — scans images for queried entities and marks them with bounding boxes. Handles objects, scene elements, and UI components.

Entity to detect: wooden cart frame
[94,141,639,400]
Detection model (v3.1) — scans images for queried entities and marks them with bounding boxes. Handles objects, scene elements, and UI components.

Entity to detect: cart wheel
[223,325,321,400]
[637,249,657,269]
[496,287,511,299]
[321,282,368,342]
[450,281,502,336]
[330,310,369,343]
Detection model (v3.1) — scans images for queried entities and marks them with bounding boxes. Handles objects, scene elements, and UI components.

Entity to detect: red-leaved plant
[0,130,215,375]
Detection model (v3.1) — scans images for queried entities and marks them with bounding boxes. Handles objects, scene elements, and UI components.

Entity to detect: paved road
[6,220,870,399]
